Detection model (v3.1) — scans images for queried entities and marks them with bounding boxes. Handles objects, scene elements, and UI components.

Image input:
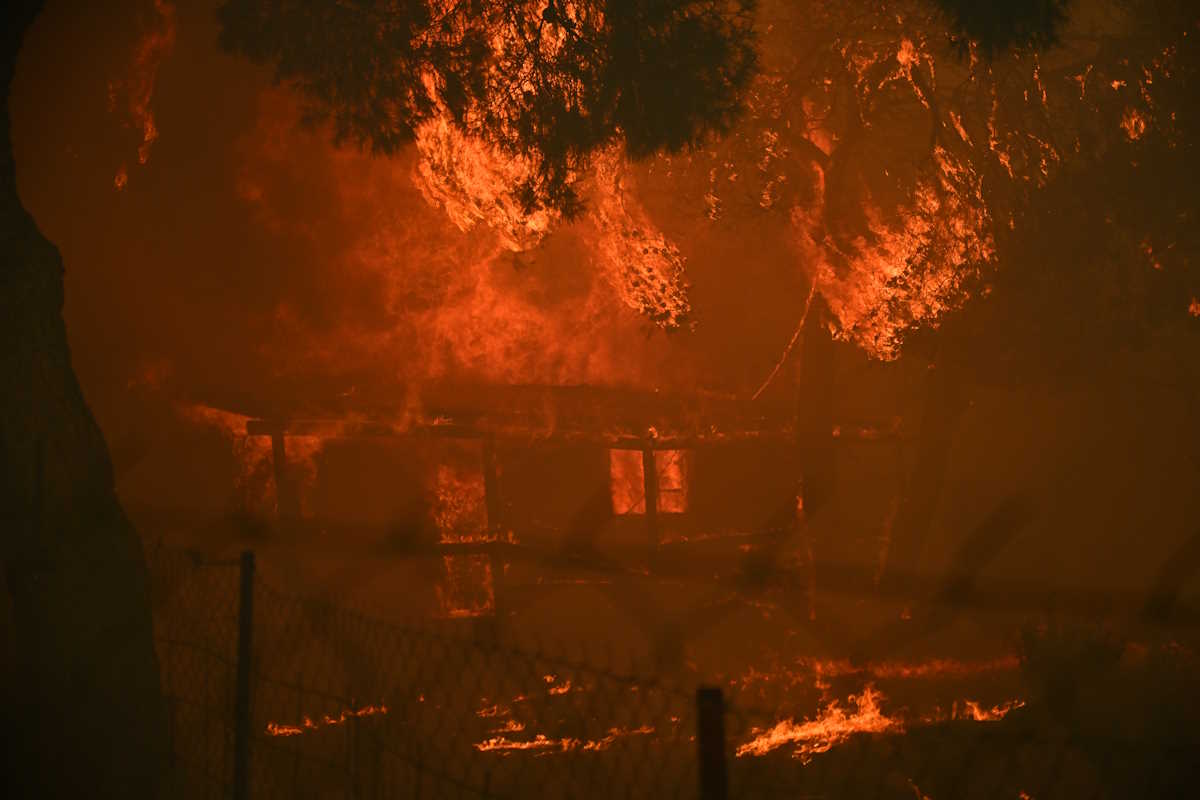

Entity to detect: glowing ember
[736,685,900,761]
[1188,297,1200,317]
[266,703,389,737]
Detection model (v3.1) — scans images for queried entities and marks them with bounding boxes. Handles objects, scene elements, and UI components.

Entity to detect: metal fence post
[233,550,255,800]
[697,686,728,800]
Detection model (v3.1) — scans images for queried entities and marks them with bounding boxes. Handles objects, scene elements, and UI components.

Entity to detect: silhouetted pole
[233,550,255,800]
[696,686,728,800]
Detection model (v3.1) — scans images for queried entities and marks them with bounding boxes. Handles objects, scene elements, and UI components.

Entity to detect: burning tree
[217,0,758,217]
[212,0,1199,611]
[624,0,1200,601]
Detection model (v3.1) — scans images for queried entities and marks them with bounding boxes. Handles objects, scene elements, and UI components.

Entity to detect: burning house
[189,374,909,631]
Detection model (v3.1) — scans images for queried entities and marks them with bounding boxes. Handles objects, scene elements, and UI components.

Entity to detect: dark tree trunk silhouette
[1,2,166,796]
[882,358,970,608]
[795,297,835,620]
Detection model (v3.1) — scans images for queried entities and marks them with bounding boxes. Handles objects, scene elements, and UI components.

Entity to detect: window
[608,448,690,514]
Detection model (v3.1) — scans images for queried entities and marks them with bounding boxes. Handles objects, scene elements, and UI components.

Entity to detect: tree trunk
[795,298,835,620]
[881,360,969,608]
[1,3,166,796]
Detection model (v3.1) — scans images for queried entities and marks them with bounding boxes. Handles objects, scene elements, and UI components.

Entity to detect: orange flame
[109,0,176,188]
[589,150,691,330]
[414,112,557,253]
[266,703,389,737]
[954,699,1024,722]
[474,726,655,756]
[794,143,994,359]
[736,685,900,761]
[432,463,489,542]
[1121,107,1148,140]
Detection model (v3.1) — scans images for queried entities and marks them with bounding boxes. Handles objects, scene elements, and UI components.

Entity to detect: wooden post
[642,446,658,548]
[696,687,728,800]
[233,550,255,800]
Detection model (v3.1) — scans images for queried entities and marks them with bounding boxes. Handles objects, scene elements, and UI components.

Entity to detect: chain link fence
[143,531,1200,800]
[146,539,708,800]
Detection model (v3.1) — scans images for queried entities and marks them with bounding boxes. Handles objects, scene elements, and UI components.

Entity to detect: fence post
[696,686,728,800]
[233,550,255,800]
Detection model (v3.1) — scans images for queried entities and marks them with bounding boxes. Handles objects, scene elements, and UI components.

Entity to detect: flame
[954,699,1024,722]
[414,113,557,253]
[476,702,510,719]
[474,726,655,756]
[432,463,489,542]
[608,449,646,515]
[1121,107,1148,140]
[492,718,526,734]
[233,84,689,390]
[734,655,1020,697]
[109,0,176,187]
[589,150,691,330]
[736,683,1024,762]
[1189,298,1200,317]
[266,703,389,737]
[735,685,901,761]
[794,142,994,360]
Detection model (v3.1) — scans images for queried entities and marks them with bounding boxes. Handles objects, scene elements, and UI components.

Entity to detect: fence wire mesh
[143,535,1199,800]
[145,540,702,800]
